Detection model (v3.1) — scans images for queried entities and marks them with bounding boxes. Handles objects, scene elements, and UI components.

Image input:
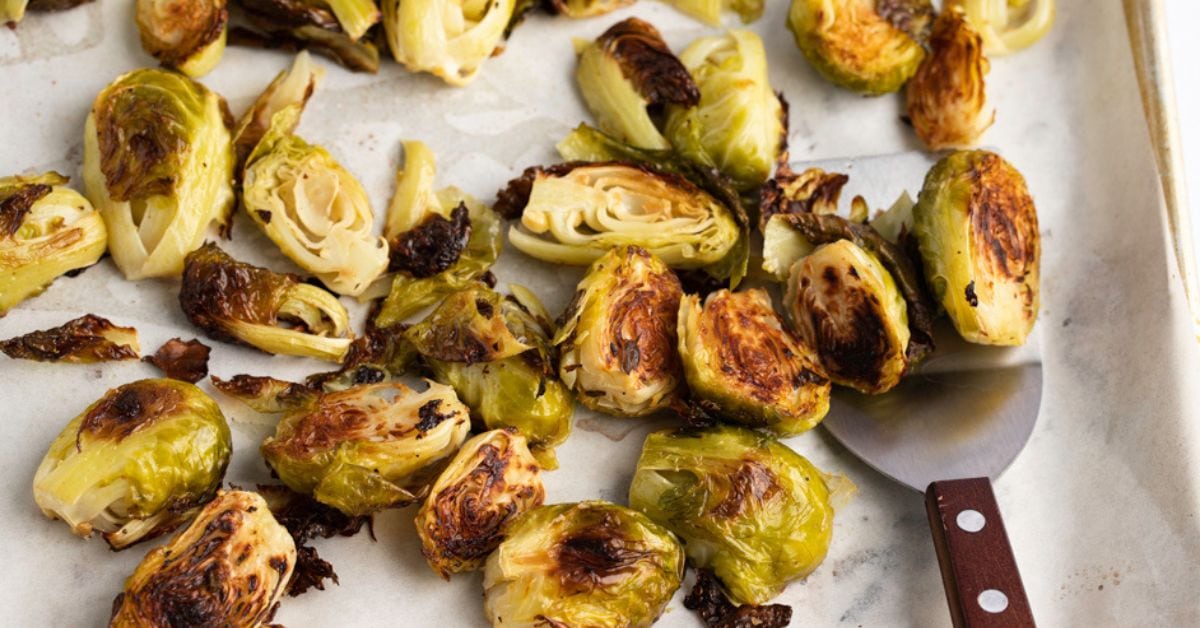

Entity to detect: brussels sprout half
[483,501,685,627]
[913,150,1040,345]
[33,378,232,550]
[662,0,764,27]
[83,68,235,280]
[135,0,229,78]
[232,50,325,167]
[629,425,838,605]
[415,429,545,579]
[906,10,994,150]
[262,380,471,516]
[787,0,927,95]
[109,490,295,627]
[381,0,515,86]
[679,289,831,436]
[0,172,107,314]
[556,246,684,418]
[946,0,1054,55]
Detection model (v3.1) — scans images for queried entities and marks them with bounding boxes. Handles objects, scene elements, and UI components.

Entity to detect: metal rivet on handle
[956,509,986,533]
[978,589,1009,613]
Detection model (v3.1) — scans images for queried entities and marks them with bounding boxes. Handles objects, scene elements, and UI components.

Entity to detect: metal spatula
[798,152,1041,628]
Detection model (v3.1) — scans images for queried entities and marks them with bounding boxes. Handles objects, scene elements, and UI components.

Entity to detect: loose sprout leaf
[404,287,535,364]
[135,0,229,78]
[233,50,325,168]
[388,203,471,277]
[232,0,381,73]
[324,0,379,41]
[305,320,416,391]
[1,314,139,363]
[906,10,995,150]
[142,337,211,383]
[257,485,373,597]
[380,0,516,86]
[211,373,321,414]
[661,0,764,27]
[684,568,793,628]
[945,0,1055,55]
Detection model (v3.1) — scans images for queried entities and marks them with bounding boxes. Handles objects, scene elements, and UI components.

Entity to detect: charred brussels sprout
[1,314,139,362]
[575,18,699,151]
[33,379,231,550]
[0,172,106,314]
[109,490,295,627]
[662,0,764,27]
[381,0,515,86]
[232,50,325,167]
[262,380,471,516]
[678,289,831,435]
[243,106,388,296]
[906,10,994,150]
[913,150,1040,345]
[83,68,235,280]
[787,0,927,95]
[135,0,229,78]
[416,429,545,579]
[232,0,381,73]
[630,426,838,605]
[664,30,783,191]
[483,501,684,627]
[555,246,684,417]
[946,0,1054,55]
[548,0,633,18]
[180,243,352,362]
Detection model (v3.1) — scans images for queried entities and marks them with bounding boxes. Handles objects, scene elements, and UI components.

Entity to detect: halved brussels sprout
[243,106,387,296]
[787,0,927,95]
[662,0,764,27]
[785,239,910,394]
[906,10,993,150]
[416,429,545,579]
[945,0,1054,55]
[630,425,839,605]
[375,140,502,327]
[678,289,830,435]
[913,150,1040,345]
[555,246,683,417]
[1,314,139,362]
[83,68,235,280]
[33,378,231,550]
[575,18,699,151]
[483,501,684,627]
[548,0,633,18]
[233,0,381,72]
[498,162,741,276]
[664,29,783,191]
[381,0,515,86]
[109,490,295,627]
[180,243,352,362]
[0,172,106,314]
[262,380,471,516]
[135,0,228,78]
[232,50,325,167]
[405,288,534,363]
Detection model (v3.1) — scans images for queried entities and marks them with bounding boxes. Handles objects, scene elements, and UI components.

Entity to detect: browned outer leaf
[179,243,296,345]
[210,373,318,414]
[0,314,139,363]
[79,379,184,442]
[257,485,372,597]
[683,568,792,628]
[0,183,53,237]
[595,18,699,108]
[388,203,471,278]
[143,338,212,383]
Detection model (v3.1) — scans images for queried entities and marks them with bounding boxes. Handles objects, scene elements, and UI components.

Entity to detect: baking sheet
[2,1,1199,625]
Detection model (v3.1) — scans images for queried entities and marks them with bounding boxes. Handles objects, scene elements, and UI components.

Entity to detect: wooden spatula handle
[925,478,1035,628]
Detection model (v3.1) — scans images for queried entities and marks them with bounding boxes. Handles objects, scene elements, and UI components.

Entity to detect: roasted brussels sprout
[678,289,830,435]
[33,378,232,550]
[232,0,381,73]
[575,18,699,151]
[548,0,633,18]
[262,380,471,516]
[905,10,994,150]
[109,489,295,627]
[0,173,106,314]
[212,372,321,413]
[416,429,544,579]
[946,0,1054,55]
[180,243,352,362]
[664,30,783,191]
[135,0,228,77]
[913,150,1040,345]
[405,288,534,362]
[380,0,515,86]
[662,0,764,27]
[1,314,139,362]
[243,106,387,296]
[483,501,685,627]
[630,425,838,605]
[143,337,211,383]
[83,68,235,280]
[232,50,325,167]
[555,246,683,417]
[375,140,502,327]
[304,319,417,391]
[786,0,927,95]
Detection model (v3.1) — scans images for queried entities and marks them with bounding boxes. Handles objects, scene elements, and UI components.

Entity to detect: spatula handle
[925,478,1035,628]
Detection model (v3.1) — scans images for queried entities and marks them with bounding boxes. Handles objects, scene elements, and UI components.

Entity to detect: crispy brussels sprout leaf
[109,490,295,627]
[555,246,684,417]
[211,373,321,413]
[257,484,373,597]
[136,0,229,78]
[913,150,1040,345]
[548,0,634,18]
[83,68,235,280]
[143,337,211,383]
[232,0,381,73]
[416,429,544,579]
[1,314,139,363]
[575,18,699,150]
[483,501,685,627]
[906,10,995,150]
[0,173,107,314]
[946,0,1054,55]
[262,380,471,516]
[661,0,764,27]
[405,287,534,363]
[34,379,232,550]
[758,165,857,280]
[381,0,515,86]
[630,425,839,605]
[233,50,325,167]
[685,568,793,628]
[678,289,831,436]
[180,243,352,362]
[787,0,926,95]
[305,320,417,391]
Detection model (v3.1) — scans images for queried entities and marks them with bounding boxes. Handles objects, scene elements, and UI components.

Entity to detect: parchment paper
[1,1,1197,625]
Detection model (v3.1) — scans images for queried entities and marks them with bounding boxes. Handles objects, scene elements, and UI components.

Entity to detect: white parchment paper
[1,1,1198,625]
